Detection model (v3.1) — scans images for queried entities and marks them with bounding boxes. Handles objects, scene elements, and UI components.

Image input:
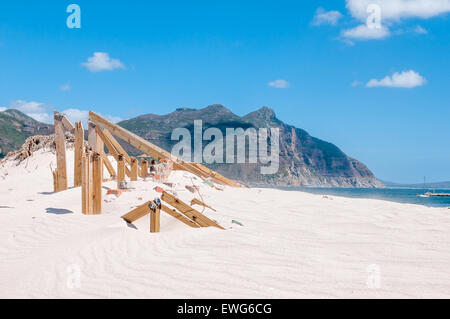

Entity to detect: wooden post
[140,159,148,178]
[74,122,84,187]
[54,111,68,192]
[117,155,125,189]
[92,153,103,215]
[150,201,160,233]
[81,152,92,215]
[130,157,138,181]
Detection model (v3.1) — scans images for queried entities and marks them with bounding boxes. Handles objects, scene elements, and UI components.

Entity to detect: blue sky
[0,0,449,183]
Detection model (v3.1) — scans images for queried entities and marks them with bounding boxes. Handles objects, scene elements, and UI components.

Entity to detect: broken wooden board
[161,191,224,229]
[161,204,201,228]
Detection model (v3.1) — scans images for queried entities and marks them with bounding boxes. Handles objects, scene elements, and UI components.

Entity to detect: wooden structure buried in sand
[52,109,240,223]
[121,192,224,232]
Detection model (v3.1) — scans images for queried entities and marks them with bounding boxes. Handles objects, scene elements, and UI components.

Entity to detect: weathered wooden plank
[140,159,149,178]
[102,128,132,165]
[130,157,138,181]
[92,153,103,215]
[117,155,125,189]
[74,121,84,187]
[54,111,68,192]
[190,198,216,212]
[150,201,160,233]
[101,153,116,178]
[161,204,201,228]
[161,191,224,229]
[121,201,151,223]
[61,115,75,131]
[95,125,131,177]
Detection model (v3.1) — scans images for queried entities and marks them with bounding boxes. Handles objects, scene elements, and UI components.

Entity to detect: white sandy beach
[0,148,449,299]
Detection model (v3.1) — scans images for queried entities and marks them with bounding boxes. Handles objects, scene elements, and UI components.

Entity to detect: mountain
[382,180,450,189]
[0,109,54,158]
[119,105,383,188]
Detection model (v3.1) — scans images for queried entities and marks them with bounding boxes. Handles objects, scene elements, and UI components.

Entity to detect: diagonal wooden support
[102,128,132,165]
[121,201,151,223]
[89,111,241,187]
[61,115,75,131]
[101,153,116,178]
[190,198,216,212]
[161,192,224,229]
[161,204,200,228]
[95,125,131,177]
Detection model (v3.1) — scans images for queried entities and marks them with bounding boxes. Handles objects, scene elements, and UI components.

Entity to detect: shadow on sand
[46,208,74,215]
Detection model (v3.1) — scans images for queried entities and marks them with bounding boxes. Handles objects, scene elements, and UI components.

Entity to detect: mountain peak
[242,106,277,124]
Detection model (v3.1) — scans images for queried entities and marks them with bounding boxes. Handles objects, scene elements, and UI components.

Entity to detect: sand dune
[0,149,449,298]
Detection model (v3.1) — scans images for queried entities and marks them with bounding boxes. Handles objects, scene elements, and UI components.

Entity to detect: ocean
[275,187,450,208]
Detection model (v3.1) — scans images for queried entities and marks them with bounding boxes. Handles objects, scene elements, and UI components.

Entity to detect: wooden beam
[117,155,125,189]
[161,204,201,228]
[74,121,84,187]
[89,111,241,187]
[130,157,138,181]
[54,111,68,192]
[61,115,75,131]
[150,201,160,233]
[92,153,103,215]
[161,191,224,229]
[102,128,132,165]
[121,201,151,223]
[95,125,131,177]
[101,153,116,178]
[191,198,216,212]
[90,111,174,162]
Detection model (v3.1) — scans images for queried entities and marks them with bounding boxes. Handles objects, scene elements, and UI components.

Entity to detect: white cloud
[9,100,52,123]
[351,80,362,87]
[0,107,7,112]
[414,25,428,34]
[268,79,290,89]
[7,100,122,126]
[60,83,71,91]
[341,24,391,40]
[62,108,122,128]
[346,0,450,21]
[312,8,343,26]
[81,52,125,73]
[366,70,426,88]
